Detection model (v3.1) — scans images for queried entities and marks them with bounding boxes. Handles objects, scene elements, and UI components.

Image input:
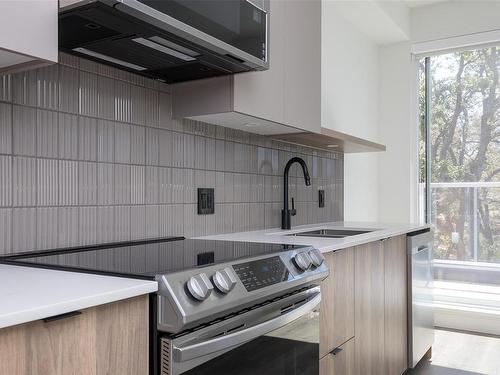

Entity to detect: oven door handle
[173,293,321,362]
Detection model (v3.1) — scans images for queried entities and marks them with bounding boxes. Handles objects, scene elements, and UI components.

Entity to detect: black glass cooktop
[0,238,301,280]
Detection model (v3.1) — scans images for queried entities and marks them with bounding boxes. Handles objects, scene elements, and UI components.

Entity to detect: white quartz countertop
[0,221,429,330]
[0,264,157,329]
[197,221,431,253]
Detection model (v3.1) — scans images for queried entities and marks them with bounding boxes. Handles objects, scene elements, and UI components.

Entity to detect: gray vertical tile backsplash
[37,158,58,206]
[37,64,59,111]
[13,157,36,206]
[58,113,78,160]
[59,160,78,206]
[37,109,58,158]
[58,207,78,247]
[78,116,97,161]
[0,155,11,207]
[97,163,114,205]
[12,208,36,252]
[12,69,37,107]
[0,103,12,154]
[0,54,344,254]
[59,66,79,114]
[114,122,131,163]
[114,80,131,123]
[0,75,12,103]
[13,105,36,156]
[97,75,115,120]
[0,208,12,253]
[79,71,98,117]
[78,162,97,206]
[36,207,58,250]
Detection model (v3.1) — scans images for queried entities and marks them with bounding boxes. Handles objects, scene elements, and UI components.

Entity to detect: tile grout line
[10,93,14,253]
[0,98,344,160]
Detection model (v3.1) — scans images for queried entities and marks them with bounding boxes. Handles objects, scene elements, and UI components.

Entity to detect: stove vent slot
[225,323,245,334]
[160,337,172,375]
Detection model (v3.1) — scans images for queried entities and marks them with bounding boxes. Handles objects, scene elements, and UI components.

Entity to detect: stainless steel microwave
[59,0,269,83]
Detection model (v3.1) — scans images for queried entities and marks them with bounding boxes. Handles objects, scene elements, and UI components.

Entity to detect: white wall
[321,0,500,224]
[378,0,500,223]
[411,1,500,43]
[378,42,418,223]
[322,2,380,221]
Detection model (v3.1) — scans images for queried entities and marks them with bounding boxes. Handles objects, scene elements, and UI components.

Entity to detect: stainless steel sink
[288,228,374,238]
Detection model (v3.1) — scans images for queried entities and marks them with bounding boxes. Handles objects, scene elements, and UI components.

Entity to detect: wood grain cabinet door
[354,240,385,375]
[320,338,355,375]
[26,310,97,375]
[96,295,149,375]
[0,295,149,375]
[0,309,97,375]
[320,247,355,358]
[383,235,408,375]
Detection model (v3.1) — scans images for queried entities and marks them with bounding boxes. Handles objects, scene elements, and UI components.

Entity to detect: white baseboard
[434,303,500,336]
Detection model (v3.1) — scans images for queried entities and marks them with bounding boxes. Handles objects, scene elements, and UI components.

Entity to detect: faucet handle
[290,197,297,216]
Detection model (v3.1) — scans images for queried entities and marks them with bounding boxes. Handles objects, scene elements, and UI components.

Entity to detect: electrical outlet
[318,190,325,208]
[198,188,215,214]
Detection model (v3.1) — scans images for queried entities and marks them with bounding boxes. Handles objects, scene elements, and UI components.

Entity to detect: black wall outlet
[198,188,215,214]
[318,190,325,208]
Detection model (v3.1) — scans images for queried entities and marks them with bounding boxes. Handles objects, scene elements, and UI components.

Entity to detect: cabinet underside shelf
[273,127,386,153]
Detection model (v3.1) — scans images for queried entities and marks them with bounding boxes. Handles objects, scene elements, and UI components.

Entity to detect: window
[419,46,500,333]
[420,47,500,264]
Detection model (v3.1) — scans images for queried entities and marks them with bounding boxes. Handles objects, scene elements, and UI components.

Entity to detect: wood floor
[408,328,500,375]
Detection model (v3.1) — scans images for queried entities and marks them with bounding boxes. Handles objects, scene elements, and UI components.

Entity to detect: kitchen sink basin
[288,228,374,238]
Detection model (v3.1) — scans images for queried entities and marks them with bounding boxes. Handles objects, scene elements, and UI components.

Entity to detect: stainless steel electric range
[2,237,329,375]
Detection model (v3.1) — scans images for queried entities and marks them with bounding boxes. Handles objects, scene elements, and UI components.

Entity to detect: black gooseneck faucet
[282,157,311,230]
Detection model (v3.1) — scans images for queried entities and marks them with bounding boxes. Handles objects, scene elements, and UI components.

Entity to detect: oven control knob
[212,267,238,294]
[186,273,214,301]
[309,249,325,267]
[293,252,312,272]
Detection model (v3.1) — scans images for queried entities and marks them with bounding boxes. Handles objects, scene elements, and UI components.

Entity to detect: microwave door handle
[173,293,321,363]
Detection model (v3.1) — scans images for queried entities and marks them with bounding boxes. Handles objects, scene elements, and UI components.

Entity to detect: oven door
[162,289,320,375]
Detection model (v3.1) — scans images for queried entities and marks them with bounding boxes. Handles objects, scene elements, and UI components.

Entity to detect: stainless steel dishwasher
[407,229,435,369]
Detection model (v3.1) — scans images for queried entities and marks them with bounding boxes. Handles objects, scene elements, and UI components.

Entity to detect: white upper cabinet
[0,0,58,73]
[232,0,286,127]
[172,0,322,135]
[282,0,321,132]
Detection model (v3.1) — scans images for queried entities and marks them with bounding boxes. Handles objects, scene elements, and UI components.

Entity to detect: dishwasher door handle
[411,245,430,255]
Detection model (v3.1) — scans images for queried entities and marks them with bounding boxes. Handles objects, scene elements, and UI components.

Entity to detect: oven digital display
[232,256,292,292]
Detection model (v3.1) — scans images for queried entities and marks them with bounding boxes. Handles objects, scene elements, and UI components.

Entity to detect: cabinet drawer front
[319,247,355,357]
[320,338,355,375]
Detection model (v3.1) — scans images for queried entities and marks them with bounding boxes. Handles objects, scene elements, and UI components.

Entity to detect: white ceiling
[328,0,456,45]
[331,1,411,44]
[404,0,449,8]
